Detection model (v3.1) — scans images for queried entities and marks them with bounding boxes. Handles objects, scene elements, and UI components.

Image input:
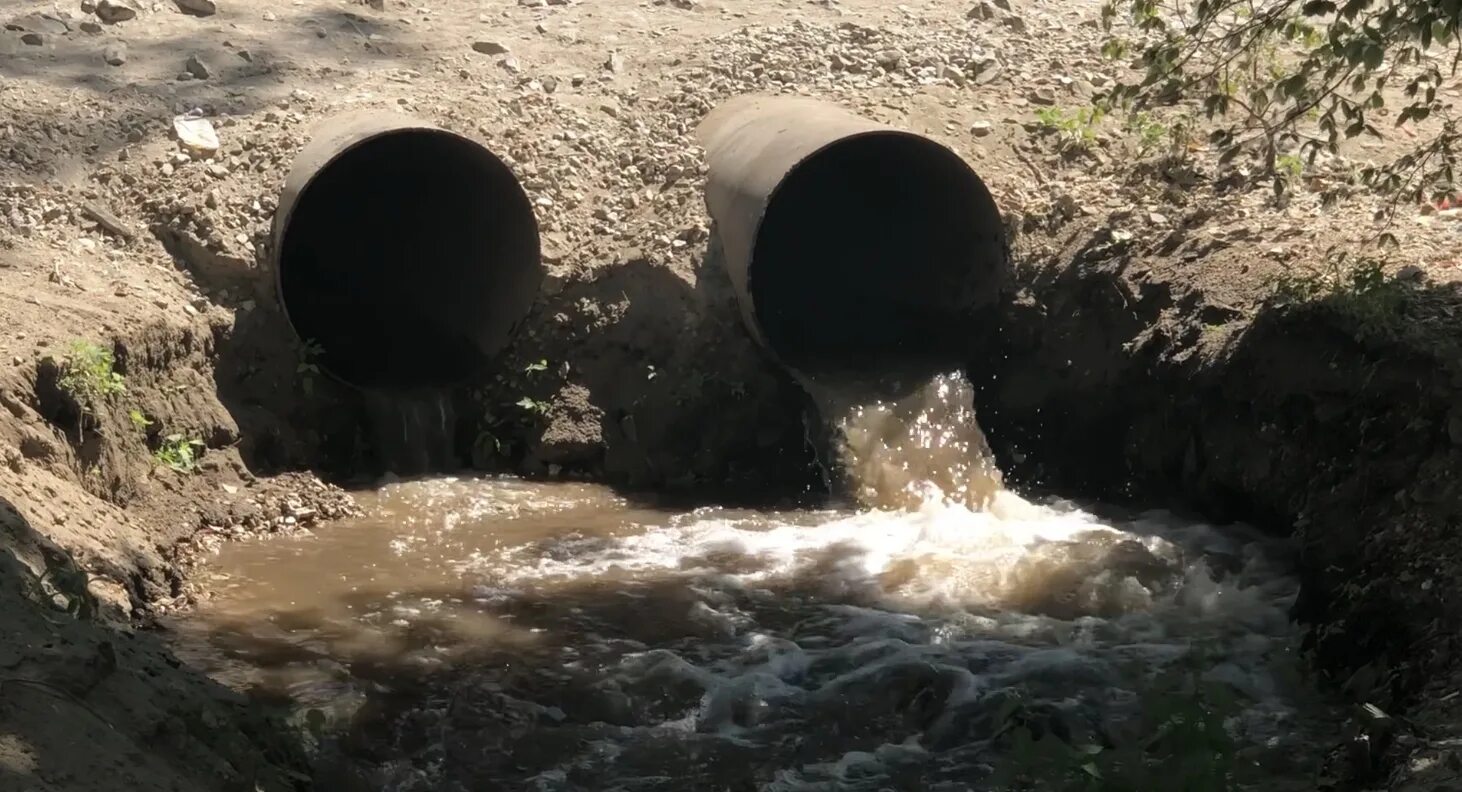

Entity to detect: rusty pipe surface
[698,95,1006,384]
[271,111,541,389]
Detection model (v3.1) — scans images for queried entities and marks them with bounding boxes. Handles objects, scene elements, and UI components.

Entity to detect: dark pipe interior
[278,130,539,389]
[749,133,1004,381]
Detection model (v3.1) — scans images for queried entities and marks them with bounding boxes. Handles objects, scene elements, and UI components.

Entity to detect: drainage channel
[172,372,1340,791]
[172,99,1345,790]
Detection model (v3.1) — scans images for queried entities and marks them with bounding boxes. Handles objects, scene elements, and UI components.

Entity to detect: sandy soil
[5,0,1462,788]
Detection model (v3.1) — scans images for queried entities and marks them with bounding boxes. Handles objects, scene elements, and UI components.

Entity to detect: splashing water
[816,372,1004,512]
[174,372,1341,791]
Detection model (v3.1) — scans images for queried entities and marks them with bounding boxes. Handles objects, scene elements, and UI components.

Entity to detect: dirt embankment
[977,207,1462,785]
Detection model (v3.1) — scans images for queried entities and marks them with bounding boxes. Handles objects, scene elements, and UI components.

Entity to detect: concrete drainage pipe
[271,111,542,389]
[697,96,1007,385]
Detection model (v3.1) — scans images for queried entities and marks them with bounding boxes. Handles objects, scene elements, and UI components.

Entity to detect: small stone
[941,65,966,86]
[103,42,127,66]
[970,120,993,137]
[95,0,137,23]
[472,40,509,55]
[79,21,102,34]
[173,0,217,16]
[604,51,624,73]
[541,75,559,93]
[184,54,211,79]
[173,115,220,156]
[499,56,521,73]
[875,49,906,70]
[571,73,587,87]
[966,2,997,20]
[1029,88,1056,105]
[1001,15,1028,33]
[20,32,44,46]
[262,10,277,21]
[1148,211,1169,225]
[972,58,1002,84]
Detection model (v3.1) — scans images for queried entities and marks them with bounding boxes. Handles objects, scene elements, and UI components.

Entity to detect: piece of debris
[94,0,136,24]
[103,42,127,66]
[970,120,993,137]
[173,0,217,17]
[79,201,134,241]
[604,50,624,73]
[472,40,509,55]
[172,114,220,156]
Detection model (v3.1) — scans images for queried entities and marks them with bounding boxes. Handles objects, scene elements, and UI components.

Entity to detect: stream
[172,374,1340,791]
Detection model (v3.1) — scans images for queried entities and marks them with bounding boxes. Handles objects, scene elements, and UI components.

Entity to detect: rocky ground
[5,0,1462,788]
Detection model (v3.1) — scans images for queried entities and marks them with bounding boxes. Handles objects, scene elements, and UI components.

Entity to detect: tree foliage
[1098,0,1462,206]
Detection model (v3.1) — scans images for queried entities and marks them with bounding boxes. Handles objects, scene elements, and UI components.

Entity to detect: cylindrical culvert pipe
[271,111,542,389]
[697,96,1007,384]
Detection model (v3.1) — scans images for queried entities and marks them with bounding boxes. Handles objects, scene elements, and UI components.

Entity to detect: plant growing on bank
[57,340,125,418]
[154,434,205,473]
[1267,251,1407,332]
[470,357,554,466]
[296,338,325,397]
[1036,106,1107,152]
[1099,0,1462,209]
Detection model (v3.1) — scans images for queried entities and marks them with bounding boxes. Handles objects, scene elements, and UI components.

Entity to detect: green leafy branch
[1100,0,1462,206]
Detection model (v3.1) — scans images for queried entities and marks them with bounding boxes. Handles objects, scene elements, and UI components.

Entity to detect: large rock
[94,0,136,24]
[173,0,216,17]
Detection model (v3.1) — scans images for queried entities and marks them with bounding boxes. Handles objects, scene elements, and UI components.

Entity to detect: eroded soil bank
[4,0,1462,787]
[978,215,1462,787]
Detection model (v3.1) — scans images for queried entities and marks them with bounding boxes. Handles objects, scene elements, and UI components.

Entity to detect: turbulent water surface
[178,374,1339,791]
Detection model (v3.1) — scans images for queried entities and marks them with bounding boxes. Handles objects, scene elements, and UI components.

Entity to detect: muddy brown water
[173,374,1340,791]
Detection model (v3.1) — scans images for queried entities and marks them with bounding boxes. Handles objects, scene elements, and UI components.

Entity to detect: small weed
[58,341,125,415]
[1268,253,1406,336]
[1125,111,1166,151]
[1035,106,1105,152]
[516,397,551,416]
[297,338,324,396]
[523,359,549,374]
[1275,153,1304,182]
[128,409,152,430]
[154,434,205,473]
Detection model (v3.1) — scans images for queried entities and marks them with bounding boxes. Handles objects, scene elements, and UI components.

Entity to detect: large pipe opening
[749,133,1003,380]
[275,120,540,389]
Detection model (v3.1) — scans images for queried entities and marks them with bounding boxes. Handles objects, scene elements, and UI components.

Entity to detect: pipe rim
[270,118,542,391]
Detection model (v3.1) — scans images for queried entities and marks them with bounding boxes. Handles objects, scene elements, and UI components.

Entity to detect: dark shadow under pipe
[698,96,1007,386]
[271,111,542,389]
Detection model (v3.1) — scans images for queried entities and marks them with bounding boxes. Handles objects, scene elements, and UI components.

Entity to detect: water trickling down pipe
[271,111,542,389]
[697,96,1007,385]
